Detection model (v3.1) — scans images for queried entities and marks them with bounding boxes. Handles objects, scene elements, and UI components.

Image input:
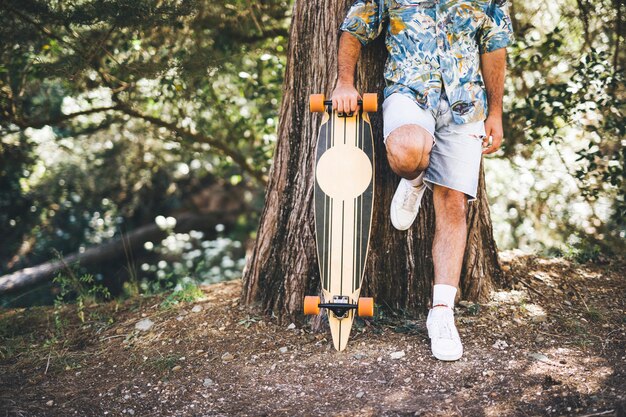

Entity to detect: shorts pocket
[444,121,486,143]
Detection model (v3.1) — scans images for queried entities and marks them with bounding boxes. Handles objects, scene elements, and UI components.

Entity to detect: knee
[385,125,433,176]
[436,187,467,220]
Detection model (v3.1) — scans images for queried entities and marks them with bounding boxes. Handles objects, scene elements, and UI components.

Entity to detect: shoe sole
[390,207,419,231]
[432,349,463,361]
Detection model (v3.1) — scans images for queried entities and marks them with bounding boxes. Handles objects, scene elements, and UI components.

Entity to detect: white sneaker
[426,306,463,361]
[390,175,427,230]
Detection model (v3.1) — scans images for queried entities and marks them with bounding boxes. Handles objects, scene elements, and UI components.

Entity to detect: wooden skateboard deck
[305,93,376,352]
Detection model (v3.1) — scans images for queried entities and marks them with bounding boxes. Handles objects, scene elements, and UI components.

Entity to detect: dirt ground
[1,252,625,417]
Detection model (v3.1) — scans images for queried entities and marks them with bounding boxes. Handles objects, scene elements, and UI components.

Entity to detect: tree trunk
[242,0,504,322]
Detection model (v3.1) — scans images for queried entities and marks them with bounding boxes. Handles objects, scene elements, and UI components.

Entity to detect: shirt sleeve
[478,0,514,54]
[339,0,386,46]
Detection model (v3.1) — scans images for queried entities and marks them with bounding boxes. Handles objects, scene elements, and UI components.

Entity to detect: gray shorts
[382,93,485,201]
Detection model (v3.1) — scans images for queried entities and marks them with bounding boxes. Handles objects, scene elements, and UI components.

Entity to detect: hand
[482,114,504,155]
[331,83,360,114]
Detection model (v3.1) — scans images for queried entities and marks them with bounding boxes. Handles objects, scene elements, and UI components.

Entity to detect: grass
[145,353,183,373]
[160,283,204,309]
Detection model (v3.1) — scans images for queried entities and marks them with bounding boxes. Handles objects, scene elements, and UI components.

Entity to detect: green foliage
[490,0,625,254]
[159,281,204,309]
[52,262,111,323]
[238,315,261,328]
[146,353,183,372]
[0,0,288,285]
[0,136,36,262]
[140,226,246,297]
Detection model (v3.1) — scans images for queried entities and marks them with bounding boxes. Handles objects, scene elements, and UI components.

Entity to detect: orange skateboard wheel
[362,93,378,113]
[357,297,374,317]
[303,296,321,315]
[310,94,326,113]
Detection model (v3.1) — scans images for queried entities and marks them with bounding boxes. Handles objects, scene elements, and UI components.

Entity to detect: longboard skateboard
[303,92,377,352]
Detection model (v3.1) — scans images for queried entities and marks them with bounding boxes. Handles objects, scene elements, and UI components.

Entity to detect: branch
[612,0,623,76]
[11,105,122,129]
[2,4,68,45]
[0,212,235,294]
[115,102,267,185]
[227,27,289,43]
[576,0,591,48]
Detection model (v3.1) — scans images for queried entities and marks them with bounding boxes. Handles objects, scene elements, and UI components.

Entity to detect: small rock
[353,353,366,360]
[483,370,495,377]
[536,335,545,343]
[287,323,296,330]
[529,352,550,363]
[191,305,203,313]
[221,352,234,362]
[458,301,473,308]
[404,377,412,383]
[46,400,54,406]
[278,347,288,354]
[531,314,547,323]
[127,409,135,416]
[492,339,509,350]
[172,365,182,372]
[356,391,365,398]
[203,378,214,387]
[135,318,154,332]
[390,351,405,360]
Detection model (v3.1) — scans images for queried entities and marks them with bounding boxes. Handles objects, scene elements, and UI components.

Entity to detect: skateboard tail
[325,288,361,352]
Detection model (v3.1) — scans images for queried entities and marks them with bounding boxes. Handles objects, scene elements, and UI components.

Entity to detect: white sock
[433,284,457,309]
[407,171,424,187]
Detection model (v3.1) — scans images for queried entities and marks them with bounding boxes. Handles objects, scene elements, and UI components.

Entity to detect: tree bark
[242,0,504,322]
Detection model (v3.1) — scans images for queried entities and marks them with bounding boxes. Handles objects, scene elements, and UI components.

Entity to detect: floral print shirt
[340,0,514,124]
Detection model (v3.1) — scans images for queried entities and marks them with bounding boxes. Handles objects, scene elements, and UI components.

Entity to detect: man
[333,0,513,361]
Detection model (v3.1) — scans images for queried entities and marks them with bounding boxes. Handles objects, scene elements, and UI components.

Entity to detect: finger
[336,97,344,114]
[483,136,502,155]
[490,135,503,153]
[350,95,357,113]
[332,97,338,112]
[341,97,349,114]
[482,136,493,154]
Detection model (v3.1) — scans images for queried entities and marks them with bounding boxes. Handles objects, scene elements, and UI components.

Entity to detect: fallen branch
[0,212,229,294]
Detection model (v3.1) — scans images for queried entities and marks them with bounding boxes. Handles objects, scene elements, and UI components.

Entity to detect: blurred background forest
[0,0,623,308]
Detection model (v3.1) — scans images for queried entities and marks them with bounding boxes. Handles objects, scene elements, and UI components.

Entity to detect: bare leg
[385,124,434,180]
[432,185,468,287]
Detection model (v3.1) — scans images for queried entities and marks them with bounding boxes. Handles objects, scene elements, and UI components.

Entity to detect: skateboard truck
[318,295,356,319]
[304,295,374,321]
[310,96,378,118]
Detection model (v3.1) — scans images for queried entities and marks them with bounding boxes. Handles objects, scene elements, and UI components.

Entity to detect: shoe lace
[430,307,456,340]
[401,184,422,211]
[434,319,454,340]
